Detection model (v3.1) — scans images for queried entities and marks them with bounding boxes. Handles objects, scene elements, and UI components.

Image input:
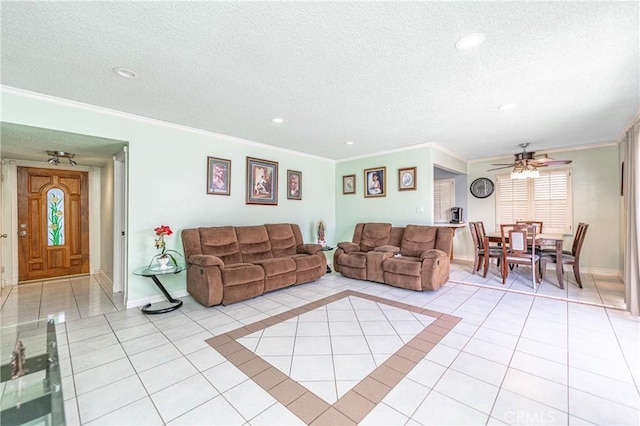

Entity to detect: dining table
[486,232,566,289]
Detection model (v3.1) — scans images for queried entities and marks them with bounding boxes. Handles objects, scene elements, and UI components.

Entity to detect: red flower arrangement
[150,225,182,267]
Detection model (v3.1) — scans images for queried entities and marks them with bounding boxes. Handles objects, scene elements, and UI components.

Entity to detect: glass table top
[0,318,65,426]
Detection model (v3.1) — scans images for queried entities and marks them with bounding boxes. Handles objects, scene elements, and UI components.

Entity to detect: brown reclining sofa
[333,223,453,291]
[182,223,327,306]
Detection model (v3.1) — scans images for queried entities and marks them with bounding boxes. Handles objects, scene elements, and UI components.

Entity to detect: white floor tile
[502,368,568,412]
[202,361,249,393]
[491,389,568,425]
[222,378,277,421]
[85,397,164,425]
[77,375,148,423]
[412,390,488,425]
[382,377,431,417]
[150,374,220,423]
[568,387,640,425]
[360,403,409,425]
[139,356,199,394]
[433,369,500,414]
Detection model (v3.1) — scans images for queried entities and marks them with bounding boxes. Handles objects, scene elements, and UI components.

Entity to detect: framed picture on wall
[287,170,302,200]
[398,167,416,191]
[246,157,278,205]
[364,166,386,198]
[343,174,356,194]
[206,157,231,195]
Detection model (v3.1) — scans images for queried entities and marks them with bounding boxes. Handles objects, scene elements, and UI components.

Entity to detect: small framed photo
[246,157,278,205]
[364,166,386,198]
[287,170,302,200]
[343,174,356,194]
[398,167,417,191]
[207,157,231,195]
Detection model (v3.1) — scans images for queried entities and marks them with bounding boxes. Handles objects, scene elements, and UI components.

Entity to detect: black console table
[133,264,185,314]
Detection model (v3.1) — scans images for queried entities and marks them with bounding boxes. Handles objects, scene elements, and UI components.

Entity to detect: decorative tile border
[206,290,461,424]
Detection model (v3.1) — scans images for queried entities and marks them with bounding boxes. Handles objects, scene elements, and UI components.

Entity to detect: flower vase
[157,256,171,269]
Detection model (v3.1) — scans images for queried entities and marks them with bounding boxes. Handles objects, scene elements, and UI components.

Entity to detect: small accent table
[133,264,185,314]
[321,246,335,273]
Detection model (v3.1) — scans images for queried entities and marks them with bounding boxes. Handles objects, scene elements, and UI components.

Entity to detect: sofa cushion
[253,257,296,277]
[200,227,242,265]
[265,224,297,257]
[400,225,437,257]
[221,263,265,287]
[338,252,367,268]
[383,256,422,276]
[237,225,273,263]
[290,254,323,271]
[360,223,392,252]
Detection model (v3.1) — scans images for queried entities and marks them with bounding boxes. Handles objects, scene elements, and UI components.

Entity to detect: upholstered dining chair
[469,222,502,277]
[541,223,589,288]
[499,223,542,289]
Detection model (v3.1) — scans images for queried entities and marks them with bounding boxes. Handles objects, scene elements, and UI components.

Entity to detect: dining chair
[516,220,544,233]
[469,222,501,276]
[541,223,589,288]
[499,223,541,289]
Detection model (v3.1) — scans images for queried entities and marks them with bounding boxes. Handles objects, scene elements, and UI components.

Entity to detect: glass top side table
[0,319,65,426]
[133,264,186,314]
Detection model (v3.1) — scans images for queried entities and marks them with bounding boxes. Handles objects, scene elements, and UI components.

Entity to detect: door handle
[0,234,7,238]
[19,231,27,237]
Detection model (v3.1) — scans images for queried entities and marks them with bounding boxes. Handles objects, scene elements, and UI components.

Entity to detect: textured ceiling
[1,1,638,163]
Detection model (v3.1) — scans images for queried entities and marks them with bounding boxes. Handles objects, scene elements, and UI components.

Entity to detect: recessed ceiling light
[498,103,518,111]
[113,67,139,79]
[272,117,283,124]
[455,33,485,50]
[345,141,355,145]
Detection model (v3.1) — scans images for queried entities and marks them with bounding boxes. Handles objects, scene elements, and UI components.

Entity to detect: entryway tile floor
[0,270,638,425]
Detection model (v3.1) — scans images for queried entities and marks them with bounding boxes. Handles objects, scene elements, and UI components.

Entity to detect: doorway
[17,166,89,282]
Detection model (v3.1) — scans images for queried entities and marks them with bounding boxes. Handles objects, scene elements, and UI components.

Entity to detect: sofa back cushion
[400,225,438,256]
[237,225,273,262]
[266,224,298,257]
[389,227,405,248]
[359,223,392,252]
[199,226,243,265]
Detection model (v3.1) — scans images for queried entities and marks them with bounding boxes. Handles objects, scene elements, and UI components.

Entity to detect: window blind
[434,178,455,223]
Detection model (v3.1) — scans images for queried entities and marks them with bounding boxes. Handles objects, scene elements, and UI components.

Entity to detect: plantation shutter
[496,176,529,226]
[496,169,572,234]
[434,178,454,223]
[533,170,571,233]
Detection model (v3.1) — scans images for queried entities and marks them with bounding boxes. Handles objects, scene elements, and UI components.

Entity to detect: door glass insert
[47,188,65,246]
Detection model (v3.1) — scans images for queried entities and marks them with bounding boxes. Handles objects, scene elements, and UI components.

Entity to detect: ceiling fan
[487,143,572,178]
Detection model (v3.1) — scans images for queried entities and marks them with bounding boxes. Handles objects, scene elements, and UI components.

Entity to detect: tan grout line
[206,290,461,424]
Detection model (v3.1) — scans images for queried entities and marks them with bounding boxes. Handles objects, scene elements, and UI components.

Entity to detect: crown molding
[0,86,334,163]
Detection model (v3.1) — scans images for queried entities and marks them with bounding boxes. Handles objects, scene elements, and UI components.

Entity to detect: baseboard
[453,257,620,277]
[126,289,189,310]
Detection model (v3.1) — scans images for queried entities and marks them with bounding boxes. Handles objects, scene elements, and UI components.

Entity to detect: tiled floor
[1,267,638,425]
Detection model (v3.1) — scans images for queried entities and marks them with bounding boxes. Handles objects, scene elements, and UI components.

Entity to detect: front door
[17,167,89,282]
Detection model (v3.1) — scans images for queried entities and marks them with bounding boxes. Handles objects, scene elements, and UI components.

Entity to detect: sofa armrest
[337,242,360,253]
[297,243,323,255]
[188,254,224,268]
[374,245,400,253]
[420,249,447,261]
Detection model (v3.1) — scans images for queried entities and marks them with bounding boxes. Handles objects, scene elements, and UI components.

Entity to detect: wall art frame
[343,174,356,195]
[398,166,417,191]
[207,156,231,195]
[287,169,302,200]
[364,166,386,198]
[246,157,278,205]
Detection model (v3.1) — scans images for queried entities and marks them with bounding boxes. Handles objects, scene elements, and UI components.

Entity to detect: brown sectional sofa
[333,223,453,291]
[182,223,327,306]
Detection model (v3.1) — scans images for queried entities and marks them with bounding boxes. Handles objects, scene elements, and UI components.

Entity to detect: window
[496,169,572,234]
[434,178,455,223]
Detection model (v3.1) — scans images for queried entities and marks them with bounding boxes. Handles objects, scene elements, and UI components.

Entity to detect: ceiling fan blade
[490,163,515,166]
[533,159,572,166]
[487,165,513,171]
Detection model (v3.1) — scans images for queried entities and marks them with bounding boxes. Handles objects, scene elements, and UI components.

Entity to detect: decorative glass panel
[47,188,65,246]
